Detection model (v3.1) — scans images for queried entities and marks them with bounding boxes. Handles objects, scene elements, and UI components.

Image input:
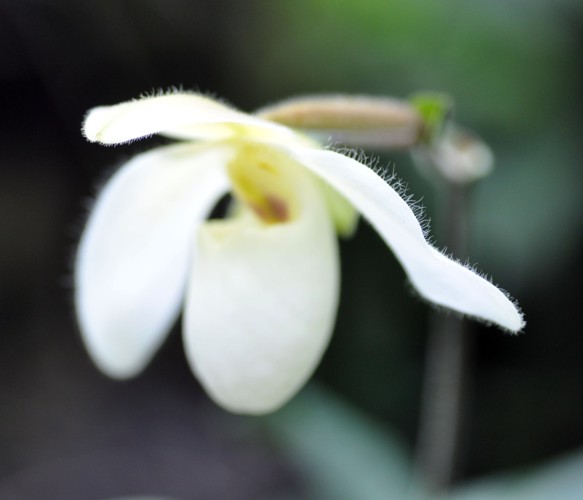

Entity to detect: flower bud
[256,95,422,149]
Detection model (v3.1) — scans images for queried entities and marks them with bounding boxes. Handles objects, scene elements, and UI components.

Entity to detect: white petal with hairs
[76,92,524,414]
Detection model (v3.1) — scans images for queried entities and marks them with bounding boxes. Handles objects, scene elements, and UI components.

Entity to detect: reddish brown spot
[248,195,290,223]
[266,195,289,222]
[249,203,270,221]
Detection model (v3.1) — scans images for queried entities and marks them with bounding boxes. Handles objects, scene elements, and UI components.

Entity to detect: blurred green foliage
[1,0,582,497]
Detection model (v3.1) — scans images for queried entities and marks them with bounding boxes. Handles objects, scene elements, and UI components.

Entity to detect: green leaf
[264,385,413,500]
[451,450,583,500]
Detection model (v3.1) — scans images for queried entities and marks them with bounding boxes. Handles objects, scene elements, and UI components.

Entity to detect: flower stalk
[415,180,473,491]
[408,92,496,490]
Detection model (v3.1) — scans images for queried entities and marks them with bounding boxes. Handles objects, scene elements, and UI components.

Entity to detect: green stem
[415,181,473,491]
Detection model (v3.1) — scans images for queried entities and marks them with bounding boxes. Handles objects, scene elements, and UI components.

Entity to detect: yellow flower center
[227,143,299,224]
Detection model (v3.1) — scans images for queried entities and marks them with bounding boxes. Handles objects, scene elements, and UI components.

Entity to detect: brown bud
[256,95,423,149]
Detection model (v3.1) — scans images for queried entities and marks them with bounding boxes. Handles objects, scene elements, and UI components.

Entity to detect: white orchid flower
[76,92,524,415]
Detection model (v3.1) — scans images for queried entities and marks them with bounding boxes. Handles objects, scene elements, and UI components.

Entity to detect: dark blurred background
[1,1,582,498]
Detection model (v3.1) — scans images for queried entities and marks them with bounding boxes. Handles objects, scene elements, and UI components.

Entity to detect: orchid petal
[288,147,524,332]
[183,165,339,414]
[75,143,231,378]
[83,92,309,147]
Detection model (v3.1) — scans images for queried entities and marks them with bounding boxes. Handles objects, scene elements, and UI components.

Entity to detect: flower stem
[415,181,473,491]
